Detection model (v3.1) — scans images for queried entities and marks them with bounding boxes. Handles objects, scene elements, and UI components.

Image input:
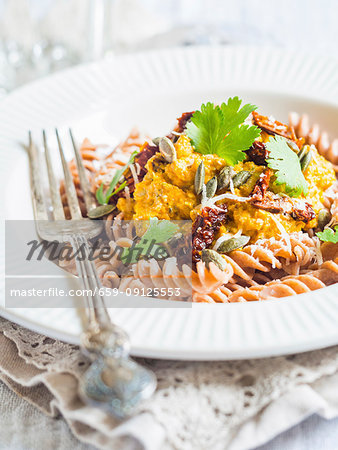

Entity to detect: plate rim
[1,44,338,360]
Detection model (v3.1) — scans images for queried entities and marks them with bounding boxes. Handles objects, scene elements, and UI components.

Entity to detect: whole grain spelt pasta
[105,212,136,242]
[323,181,338,210]
[119,257,192,299]
[192,286,231,303]
[227,259,338,302]
[190,260,233,294]
[252,232,317,275]
[289,112,338,169]
[95,260,120,289]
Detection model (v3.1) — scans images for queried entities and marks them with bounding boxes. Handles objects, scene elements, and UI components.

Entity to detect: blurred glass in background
[0,0,337,94]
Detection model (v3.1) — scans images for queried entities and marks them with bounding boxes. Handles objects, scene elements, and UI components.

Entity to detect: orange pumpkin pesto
[117,134,335,241]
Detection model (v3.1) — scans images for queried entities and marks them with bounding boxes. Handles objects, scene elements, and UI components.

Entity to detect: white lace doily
[1,317,338,450]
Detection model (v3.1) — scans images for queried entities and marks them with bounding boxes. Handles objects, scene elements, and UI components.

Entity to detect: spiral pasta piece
[253,232,317,274]
[289,112,338,169]
[321,182,338,226]
[194,234,332,303]
[105,212,136,242]
[320,242,338,263]
[192,286,232,303]
[190,260,234,294]
[95,260,120,289]
[117,258,235,301]
[218,232,316,287]
[226,260,338,302]
[119,257,192,299]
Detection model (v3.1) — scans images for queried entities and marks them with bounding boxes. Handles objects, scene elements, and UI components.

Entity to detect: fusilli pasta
[226,259,338,302]
[289,112,338,170]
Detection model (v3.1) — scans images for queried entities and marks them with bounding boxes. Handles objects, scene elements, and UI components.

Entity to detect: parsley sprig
[186,97,261,165]
[266,136,308,198]
[316,226,338,243]
[121,218,178,264]
[96,151,138,205]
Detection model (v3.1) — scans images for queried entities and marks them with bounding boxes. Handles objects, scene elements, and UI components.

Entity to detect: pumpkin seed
[232,170,251,188]
[159,137,177,163]
[217,235,250,253]
[201,249,227,271]
[152,137,161,146]
[87,204,116,219]
[297,145,310,161]
[300,149,312,172]
[205,176,217,199]
[195,162,205,195]
[317,209,331,230]
[217,166,235,191]
[286,139,299,153]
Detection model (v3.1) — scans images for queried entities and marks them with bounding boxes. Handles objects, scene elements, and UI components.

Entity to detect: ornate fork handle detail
[69,234,156,418]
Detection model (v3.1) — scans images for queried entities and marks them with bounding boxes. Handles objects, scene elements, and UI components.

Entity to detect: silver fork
[28,129,156,419]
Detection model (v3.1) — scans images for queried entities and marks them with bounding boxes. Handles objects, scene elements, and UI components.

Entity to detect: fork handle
[69,234,130,359]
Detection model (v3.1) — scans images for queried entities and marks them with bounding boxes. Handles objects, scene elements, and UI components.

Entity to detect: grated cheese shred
[129,164,139,186]
[270,215,292,254]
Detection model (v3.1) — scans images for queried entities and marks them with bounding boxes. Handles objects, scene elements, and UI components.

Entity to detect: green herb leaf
[218,124,261,165]
[186,103,225,156]
[220,96,257,134]
[122,218,179,264]
[316,226,338,243]
[96,150,138,205]
[105,172,124,201]
[142,217,178,243]
[95,183,105,204]
[266,136,308,197]
[186,98,260,165]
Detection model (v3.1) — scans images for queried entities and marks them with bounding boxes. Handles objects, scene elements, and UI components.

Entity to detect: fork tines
[29,129,96,222]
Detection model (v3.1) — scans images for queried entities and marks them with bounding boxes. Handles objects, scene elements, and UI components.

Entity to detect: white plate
[1,46,338,360]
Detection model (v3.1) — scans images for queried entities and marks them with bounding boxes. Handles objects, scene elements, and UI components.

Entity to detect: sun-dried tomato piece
[248,169,315,223]
[252,111,297,141]
[175,111,195,132]
[290,203,316,222]
[246,141,269,166]
[192,205,228,263]
[250,169,271,201]
[167,111,195,142]
[251,192,315,223]
[123,143,158,196]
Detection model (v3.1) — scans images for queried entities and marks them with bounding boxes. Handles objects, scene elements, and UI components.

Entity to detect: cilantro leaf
[122,218,179,264]
[186,103,225,155]
[218,124,261,165]
[316,226,338,243]
[186,98,260,164]
[220,96,257,134]
[96,150,138,205]
[266,136,308,197]
[143,217,179,243]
